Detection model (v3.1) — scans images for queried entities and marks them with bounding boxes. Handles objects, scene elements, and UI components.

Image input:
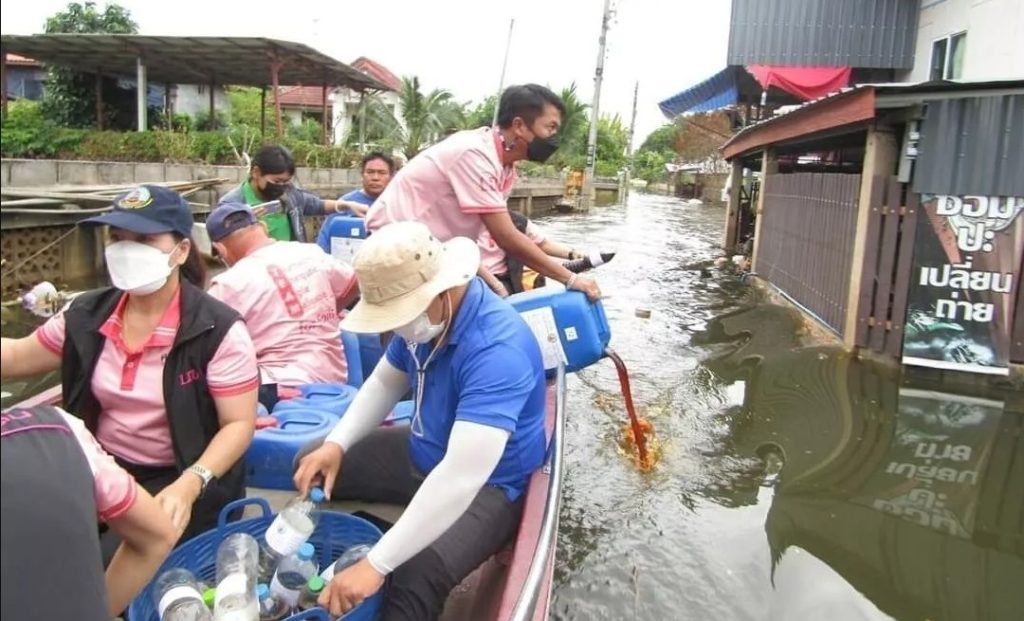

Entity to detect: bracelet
[565,273,579,289]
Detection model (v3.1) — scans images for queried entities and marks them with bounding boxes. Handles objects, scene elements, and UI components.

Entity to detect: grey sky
[0,0,732,146]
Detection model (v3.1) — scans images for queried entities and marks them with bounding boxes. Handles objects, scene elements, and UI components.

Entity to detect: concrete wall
[901,0,1024,81]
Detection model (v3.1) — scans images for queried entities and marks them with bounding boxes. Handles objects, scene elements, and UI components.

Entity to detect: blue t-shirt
[316,189,375,253]
[384,278,547,501]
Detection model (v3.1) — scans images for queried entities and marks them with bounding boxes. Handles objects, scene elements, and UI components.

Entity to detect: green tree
[594,115,628,177]
[226,86,274,130]
[639,122,679,154]
[39,2,140,129]
[394,76,458,159]
[549,83,589,169]
[463,96,496,129]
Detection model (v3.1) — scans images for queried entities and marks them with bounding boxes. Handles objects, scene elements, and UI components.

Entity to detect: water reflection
[700,308,1024,621]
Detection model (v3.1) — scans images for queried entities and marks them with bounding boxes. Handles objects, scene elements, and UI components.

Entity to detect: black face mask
[261,181,288,200]
[526,135,560,163]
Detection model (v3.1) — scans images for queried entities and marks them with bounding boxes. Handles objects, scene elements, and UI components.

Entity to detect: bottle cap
[257,584,270,600]
[309,487,326,503]
[298,542,315,561]
[202,587,216,608]
[308,576,325,593]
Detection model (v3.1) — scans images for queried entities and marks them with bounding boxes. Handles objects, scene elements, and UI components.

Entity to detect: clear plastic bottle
[258,487,325,582]
[214,533,259,621]
[296,576,326,612]
[320,543,373,579]
[153,568,213,621]
[270,542,318,608]
[256,583,290,621]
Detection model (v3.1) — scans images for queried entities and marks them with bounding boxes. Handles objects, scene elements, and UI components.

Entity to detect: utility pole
[624,81,639,203]
[581,0,613,210]
[491,18,515,127]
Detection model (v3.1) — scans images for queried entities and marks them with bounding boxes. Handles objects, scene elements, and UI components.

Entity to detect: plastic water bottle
[256,584,290,621]
[153,568,213,621]
[214,533,259,621]
[258,487,325,582]
[320,544,373,580]
[270,542,318,608]
[296,576,326,612]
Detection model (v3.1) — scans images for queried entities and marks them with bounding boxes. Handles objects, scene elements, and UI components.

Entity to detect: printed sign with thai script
[902,195,1023,375]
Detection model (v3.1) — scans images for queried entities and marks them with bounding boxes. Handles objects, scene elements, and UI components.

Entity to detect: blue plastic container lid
[257,584,270,600]
[298,542,315,561]
[310,487,326,502]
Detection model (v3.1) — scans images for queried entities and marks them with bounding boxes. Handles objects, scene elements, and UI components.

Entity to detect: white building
[901,0,1024,82]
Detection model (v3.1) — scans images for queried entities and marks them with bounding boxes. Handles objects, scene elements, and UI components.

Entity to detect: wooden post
[358,90,367,153]
[321,82,329,145]
[94,71,104,130]
[260,87,267,136]
[135,56,147,132]
[270,60,283,138]
[207,80,216,130]
[1,47,8,125]
[722,158,744,249]
[750,149,777,272]
[842,124,898,347]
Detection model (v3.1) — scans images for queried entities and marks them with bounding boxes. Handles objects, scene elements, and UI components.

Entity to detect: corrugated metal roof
[727,0,919,69]
[0,34,386,91]
[658,67,740,118]
[722,80,1024,159]
[913,94,1024,197]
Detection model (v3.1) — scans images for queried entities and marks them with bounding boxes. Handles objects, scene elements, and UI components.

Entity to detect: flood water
[2,194,1021,621]
[537,194,1024,621]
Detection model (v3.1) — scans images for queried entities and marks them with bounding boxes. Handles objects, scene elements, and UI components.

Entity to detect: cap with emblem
[80,184,193,238]
[341,221,480,334]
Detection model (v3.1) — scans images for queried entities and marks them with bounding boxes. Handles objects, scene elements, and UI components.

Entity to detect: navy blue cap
[206,202,258,242]
[81,185,193,238]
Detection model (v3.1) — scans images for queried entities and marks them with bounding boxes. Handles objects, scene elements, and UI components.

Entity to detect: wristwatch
[187,463,216,495]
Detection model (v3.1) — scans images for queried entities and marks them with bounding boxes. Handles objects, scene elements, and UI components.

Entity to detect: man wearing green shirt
[221,145,350,242]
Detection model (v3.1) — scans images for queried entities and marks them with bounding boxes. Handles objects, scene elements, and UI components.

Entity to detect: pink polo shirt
[207,241,357,387]
[35,288,259,466]
[365,127,518,241]
[58,408,139,522]
[479,220,547,276]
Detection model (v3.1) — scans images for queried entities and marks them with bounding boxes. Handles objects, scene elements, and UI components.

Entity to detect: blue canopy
[658,67,739,118]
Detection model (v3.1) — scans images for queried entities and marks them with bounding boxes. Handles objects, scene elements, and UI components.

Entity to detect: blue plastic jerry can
[328,216,368,264]
[273,383,357,418]
[507,289,611,373]
[245,408,337,489]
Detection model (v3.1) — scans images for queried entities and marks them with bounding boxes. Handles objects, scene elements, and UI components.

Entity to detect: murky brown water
[536,194,1024,621]
[3,193,1021,620]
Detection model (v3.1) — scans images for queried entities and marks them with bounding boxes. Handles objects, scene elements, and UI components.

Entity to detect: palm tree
[395,76,459,159]
[552,83,589,168]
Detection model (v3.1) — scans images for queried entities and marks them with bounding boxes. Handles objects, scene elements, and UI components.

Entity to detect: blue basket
[127,498,384,621]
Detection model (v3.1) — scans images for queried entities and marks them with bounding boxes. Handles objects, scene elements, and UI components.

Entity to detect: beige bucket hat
[341,221,480,334]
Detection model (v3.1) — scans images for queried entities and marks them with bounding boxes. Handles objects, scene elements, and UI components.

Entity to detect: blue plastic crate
[128,497,383,621]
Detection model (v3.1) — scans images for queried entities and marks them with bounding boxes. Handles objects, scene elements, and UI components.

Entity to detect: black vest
[60,282,247,508]
[1,405,109,620]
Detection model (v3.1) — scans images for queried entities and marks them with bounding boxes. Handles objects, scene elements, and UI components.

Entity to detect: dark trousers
[100,460,242,566]
[298,427,523,621]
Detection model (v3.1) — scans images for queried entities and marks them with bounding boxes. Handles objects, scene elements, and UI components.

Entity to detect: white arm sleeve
[366,421,509,574]
[324,359,409,451]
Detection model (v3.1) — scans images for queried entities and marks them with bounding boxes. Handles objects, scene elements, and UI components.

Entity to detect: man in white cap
[294,221,547,620]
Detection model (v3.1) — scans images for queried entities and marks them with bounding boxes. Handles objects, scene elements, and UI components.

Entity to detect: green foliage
[594,115,628,177]
[639,123,679,154]
[1,105,355,167]
[462,96,496,129]
[286,118,325,144]
[226,86,274,129]
[0,100,85,157]
[395,76,460,159]
[39,2,140,129]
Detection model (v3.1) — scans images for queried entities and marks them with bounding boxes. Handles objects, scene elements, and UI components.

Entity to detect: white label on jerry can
[564,326,578,341]
[518,307,568,370]
[331,237,365,264]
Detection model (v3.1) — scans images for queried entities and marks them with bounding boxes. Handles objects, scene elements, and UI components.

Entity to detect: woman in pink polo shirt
[0,185,259,560]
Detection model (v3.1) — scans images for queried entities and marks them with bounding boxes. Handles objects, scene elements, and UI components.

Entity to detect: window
[930,32,966,80]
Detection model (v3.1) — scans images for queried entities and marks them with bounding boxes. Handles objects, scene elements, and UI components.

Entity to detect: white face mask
[104,240,178,296]
[395,312,446,345]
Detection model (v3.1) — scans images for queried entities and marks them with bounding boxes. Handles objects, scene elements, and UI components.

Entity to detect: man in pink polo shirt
[206,203,360,404]
[365,84,601,301]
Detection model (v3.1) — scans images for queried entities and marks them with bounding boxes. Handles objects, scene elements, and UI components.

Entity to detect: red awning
[746,65,852,101]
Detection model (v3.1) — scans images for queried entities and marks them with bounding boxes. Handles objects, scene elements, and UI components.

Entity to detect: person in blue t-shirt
[315,151,395,253]
[294,221,546,621]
